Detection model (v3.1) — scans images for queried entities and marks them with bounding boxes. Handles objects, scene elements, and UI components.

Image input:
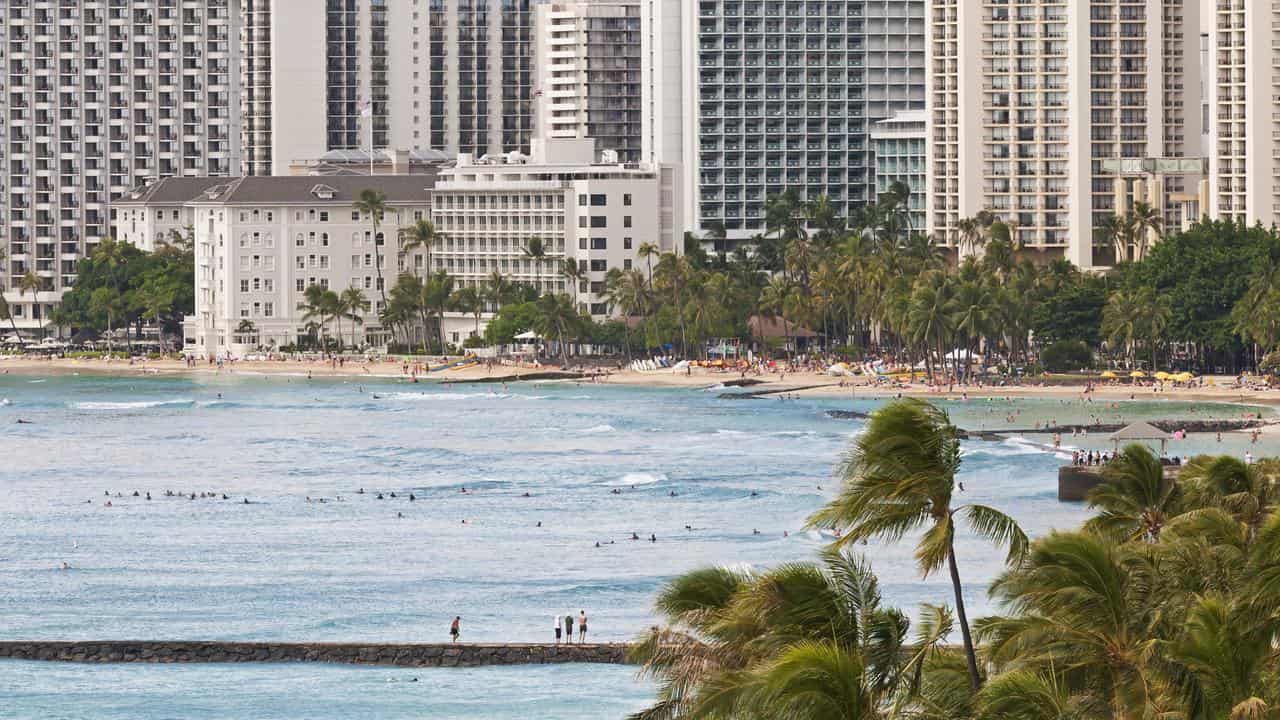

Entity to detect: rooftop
[117,174,439,207]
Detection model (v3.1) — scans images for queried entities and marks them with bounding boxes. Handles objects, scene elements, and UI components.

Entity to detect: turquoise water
[0,373,1271,718]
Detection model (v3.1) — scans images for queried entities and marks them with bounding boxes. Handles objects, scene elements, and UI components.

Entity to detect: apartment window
[579,238,588,250]
[240,279,249,293]
[319,211,329,222]
[252,278,261,291]
[295,234,304,247]
[590,238,607,250]
[590,194,607,206]
[296,279,305,292]
[351,211,360,221]
[590,217,607,228]
[264,302,274,318]
[578,194,588,206]
[623,194,632,206]
[624,237,633,250]
[264,279,274,292]
[578,217,588,228]
[295,257,305,270]
[590,259,606,272]
[351,254,360,267]
[239,235,248,248]
[321,233,329,247]
[253,302,261,316]
[623,216,632,228]
[624,259,632,270]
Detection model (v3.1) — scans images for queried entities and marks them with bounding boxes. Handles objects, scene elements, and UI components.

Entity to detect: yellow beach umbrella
[1154,371,1172,381]
[1174,372,1195,382]
[1100,371,1118,379]
[1130,371,1146,378]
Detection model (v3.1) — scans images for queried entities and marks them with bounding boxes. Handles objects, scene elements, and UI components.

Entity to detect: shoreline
[2,355,1278,408]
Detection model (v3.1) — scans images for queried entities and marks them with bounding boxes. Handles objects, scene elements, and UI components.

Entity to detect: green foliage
[57,234,195,339]
[640,398,1280,719]
[1040,340,1093,372]
[483,301,540,346]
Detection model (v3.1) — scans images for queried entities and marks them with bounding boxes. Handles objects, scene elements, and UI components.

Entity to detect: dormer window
[310,184,337,200]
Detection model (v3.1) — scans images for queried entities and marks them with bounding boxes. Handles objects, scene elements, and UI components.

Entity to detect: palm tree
[637,241,661,291]
[605,267,646,361]
[17,270,41,338]
[632,549,911,720]
[354,189,392,308]
[559,258,587,311]
[1128,201,1164,261]
[399,218,443,278]
[760,275,798,359]
[485,271,514,313]
[0,293,16,342]
[533,293,578,366]
[423,270,455,353]
[1102,289,1141,367]
[521,236,551,293]
[808,399,1028,690]
[908,272,957,383]
[338,287,371,349]
[1085,443,1181,542]
[449,285,484,341]
[978,531,1166,719]
[654,252,693,357]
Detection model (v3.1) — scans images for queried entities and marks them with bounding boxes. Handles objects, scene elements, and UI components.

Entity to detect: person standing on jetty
[554,615,563,644]
[578,610,588,643]
[564,613,574,644]
[450,616,461,643]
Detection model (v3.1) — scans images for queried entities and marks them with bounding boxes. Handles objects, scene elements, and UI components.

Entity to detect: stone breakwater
[0,641,631,668]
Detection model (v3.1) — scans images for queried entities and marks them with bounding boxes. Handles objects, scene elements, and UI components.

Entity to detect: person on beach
[578,610,588,643]
[555,615,563,644]
[564,614,574,644]
[450,616,461,642]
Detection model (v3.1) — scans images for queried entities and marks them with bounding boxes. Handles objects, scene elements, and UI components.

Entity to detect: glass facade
[694,0,923,234]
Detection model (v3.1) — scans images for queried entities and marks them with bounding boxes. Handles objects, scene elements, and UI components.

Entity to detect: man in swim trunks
[578,610,587,643]
[450,616,460,642]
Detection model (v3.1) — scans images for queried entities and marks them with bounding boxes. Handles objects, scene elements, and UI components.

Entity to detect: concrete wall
[0,641,630,668]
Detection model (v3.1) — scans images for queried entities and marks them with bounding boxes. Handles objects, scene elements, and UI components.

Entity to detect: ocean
[0,372,1268,717]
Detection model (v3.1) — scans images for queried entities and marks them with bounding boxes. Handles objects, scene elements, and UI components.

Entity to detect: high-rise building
[1206,0,1276,226]
[534,1,643,162]
[241,0,537,177]
[926,0,1201,268]
[687,1,924,241]
[870,110,926,232]
[0,0,239,332]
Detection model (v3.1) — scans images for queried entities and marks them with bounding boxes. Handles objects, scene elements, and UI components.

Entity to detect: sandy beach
[2,353,1278,408]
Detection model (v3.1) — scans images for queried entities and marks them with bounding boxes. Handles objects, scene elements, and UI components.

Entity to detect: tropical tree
[808,399,1028,690]
[338,287,371,349]
[399,217,443,278]
[1085,443,1181,542]
[450,285,484,341]
[533,292,579,366]
[354,189,391,308]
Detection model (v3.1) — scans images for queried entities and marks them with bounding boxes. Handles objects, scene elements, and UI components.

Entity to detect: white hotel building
[115,175,437,357]
[927,0,1202,267]
[430,136,681,343]
[113,137,679,355]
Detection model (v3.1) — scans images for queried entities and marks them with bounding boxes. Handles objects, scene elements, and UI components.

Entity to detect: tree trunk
[948,543,982,690]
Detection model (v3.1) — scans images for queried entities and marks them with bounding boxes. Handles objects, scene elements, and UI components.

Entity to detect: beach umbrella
[1100,370,1117,379]
[1154,371,1171,381]
[1174,372,1195,382]
[1130,371,1146,378]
